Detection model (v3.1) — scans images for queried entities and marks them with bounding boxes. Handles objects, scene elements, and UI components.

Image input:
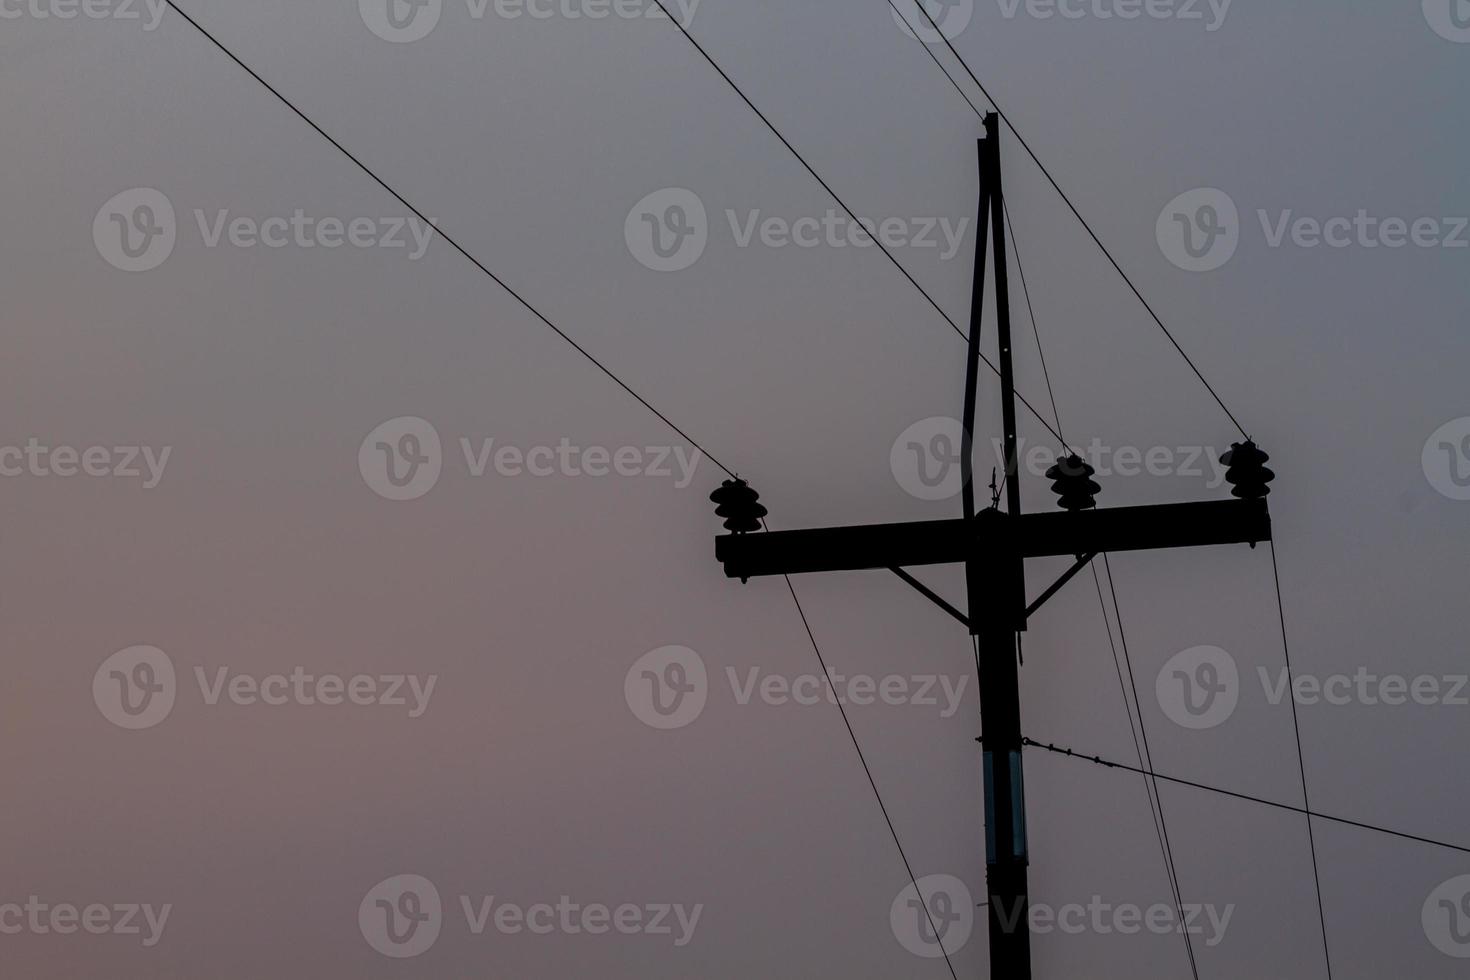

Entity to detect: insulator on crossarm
[1221,441,1275,500]
[710,479,768,534]
[1045,455,1100,512]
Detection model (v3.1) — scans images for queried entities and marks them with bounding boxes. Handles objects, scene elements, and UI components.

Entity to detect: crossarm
[714,499,1269,580]
[1018,499,1270,558]
[716,518,971,579]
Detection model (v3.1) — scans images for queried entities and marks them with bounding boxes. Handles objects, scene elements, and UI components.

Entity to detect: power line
[783,571,961,980]
[1102,555,1203,980]
[158,8,957,975]
[1005,177,1197,979]
[1271,540,1335,979]
[642,0,1068,449]
[155,2,736,483]
[1090,563,1194,973]
[899,0,1249,440]
[1020,737,1470,857]
[1003,202,1068,452]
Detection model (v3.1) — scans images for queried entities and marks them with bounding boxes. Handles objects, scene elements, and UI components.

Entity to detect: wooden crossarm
[715,499,1269,580]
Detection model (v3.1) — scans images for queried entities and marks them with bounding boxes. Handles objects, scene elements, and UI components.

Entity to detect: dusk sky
[2,1,1468,976]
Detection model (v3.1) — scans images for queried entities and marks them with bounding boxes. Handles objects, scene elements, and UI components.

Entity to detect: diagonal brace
[1024,552,1097,620]
[890,567,972,630]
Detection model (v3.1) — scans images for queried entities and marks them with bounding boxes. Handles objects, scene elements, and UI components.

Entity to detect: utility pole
[708,113,1274,979]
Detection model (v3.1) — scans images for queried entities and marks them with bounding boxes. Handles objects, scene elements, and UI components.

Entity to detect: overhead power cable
[894,0,1249,440]
[157,6,956,976]
[1020,737,1470,856]
[156,2,736,482]
[1089,562,1198,980]
[1102,555,1203,980]
[1002,187,1197,979]
[1271,541,1335,979]
[643,0,1067,450]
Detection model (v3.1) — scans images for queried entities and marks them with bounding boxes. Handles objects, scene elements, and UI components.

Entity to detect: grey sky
[1,1,1468,976]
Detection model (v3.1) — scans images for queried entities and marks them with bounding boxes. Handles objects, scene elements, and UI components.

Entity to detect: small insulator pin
[710,479,768,534]
[1221,441,1275,500]
[1045,455,1100,512]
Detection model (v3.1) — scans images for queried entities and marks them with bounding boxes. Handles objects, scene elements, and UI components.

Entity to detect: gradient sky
[2,1,1468,977]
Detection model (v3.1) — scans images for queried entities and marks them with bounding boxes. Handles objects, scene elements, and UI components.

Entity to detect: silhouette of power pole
[709,113,1274,978]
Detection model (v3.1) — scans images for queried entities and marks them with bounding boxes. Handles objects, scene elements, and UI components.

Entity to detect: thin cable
[1003,202,1068,453]
[1089,563,1186,941]
[902,0,1249,440]
[999,208,1188,911]
[642,0,1067,449]
[1271,540,1335,979]
[159,0,736,481]
[159,10,953,974]
[1021,737,1470,857]
[1102,554,1202,980]
[782,573,962,980]
[888,0,987,120]
[1005,196,1189,952]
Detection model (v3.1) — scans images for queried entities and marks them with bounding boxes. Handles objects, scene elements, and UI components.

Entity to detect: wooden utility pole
[710,113,1273,978]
